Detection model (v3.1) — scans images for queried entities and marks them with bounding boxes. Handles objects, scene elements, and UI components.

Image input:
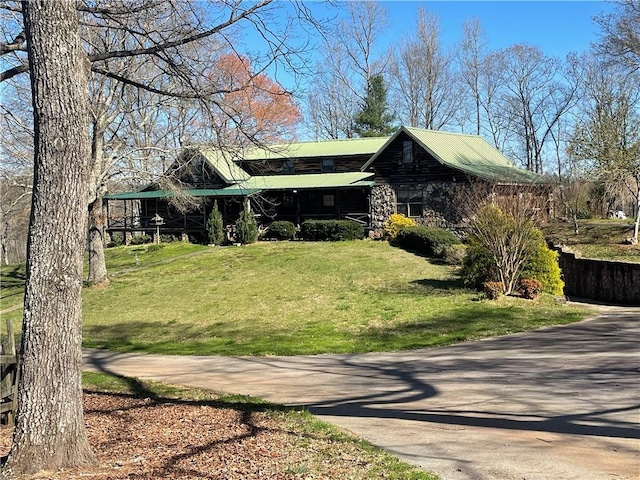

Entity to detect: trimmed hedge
[394,225,460,258]
[300,220,364,241]
[265,220,297,240]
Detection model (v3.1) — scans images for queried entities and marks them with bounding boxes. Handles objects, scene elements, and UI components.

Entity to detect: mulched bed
[1,391,387,480]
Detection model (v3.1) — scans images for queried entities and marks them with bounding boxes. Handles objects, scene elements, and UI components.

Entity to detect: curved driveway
[83,305,640,480]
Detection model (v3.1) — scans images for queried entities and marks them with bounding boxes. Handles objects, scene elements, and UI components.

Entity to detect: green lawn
[1,240,590,355]
[544,219,640,263]
[74,240,588,355]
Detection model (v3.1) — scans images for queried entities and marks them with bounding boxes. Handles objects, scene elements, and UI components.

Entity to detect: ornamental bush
[460,207,564,296]
[235,200,259,245]
[482,281,504,300]
[518,278,543,299]
[394,225,460,258]
[300,220,364,241]
[384,214,416,239]
[130,234,152,245]
[207,200,225,245]
[265,220,297,240]
[520,243,565,296]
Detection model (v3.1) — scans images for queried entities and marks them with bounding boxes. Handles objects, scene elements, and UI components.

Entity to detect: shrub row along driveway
[84,304,640,480]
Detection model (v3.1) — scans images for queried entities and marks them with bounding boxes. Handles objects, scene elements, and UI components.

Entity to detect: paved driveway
[83,306,640,480]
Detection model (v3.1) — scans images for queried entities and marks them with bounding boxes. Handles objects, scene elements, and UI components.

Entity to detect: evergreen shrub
[265,221,296,240]
[207,200,225,245]
[394,225,460,258]
[130,234,152,245]
[521,243,565,295]
[300,220,364,241]
[235,200,259,245]
[441,244,467,265]
[107,232,124,248]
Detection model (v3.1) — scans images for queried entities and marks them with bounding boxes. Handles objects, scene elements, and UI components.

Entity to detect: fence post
[1,319,19,425]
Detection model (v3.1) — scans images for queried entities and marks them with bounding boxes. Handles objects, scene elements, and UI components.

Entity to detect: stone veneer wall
[556,247,640,305]
[369,182,463,234]
[417,182,461,229]
[370,184,396,231]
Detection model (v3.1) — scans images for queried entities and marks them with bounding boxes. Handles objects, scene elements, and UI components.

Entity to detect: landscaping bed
[0,374,435,480]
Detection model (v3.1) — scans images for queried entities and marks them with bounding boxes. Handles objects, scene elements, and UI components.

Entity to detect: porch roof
[103,188,262,200]
[240,172,375,190]
[104,172,375,200]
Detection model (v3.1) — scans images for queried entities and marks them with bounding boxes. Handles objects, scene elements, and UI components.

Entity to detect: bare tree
[568,52,640,242]
[595,0,640,73]
[457,17,488,135]
[498,44,575,173]
[2,0,313,285]
[306,1,389,139]
[1,0,96,475]
[0,74,33,265]
[390,7,461,130]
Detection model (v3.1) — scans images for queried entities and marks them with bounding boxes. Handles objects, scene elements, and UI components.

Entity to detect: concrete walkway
[83,306,640,480]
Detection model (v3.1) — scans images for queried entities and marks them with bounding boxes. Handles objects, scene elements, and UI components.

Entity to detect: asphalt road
[83,305,640,480]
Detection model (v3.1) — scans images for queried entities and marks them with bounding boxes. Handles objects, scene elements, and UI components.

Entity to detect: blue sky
[380,1,612,59]
[302,1,614,60]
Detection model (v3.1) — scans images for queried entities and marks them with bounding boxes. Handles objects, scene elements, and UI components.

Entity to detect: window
[323,194,335,207]
[402,140,413,164]
[282,159,294,174]
[322,158,335,172]
[396,189,422,217]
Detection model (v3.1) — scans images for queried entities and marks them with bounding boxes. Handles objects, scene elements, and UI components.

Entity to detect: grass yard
[544,219,640,263]
[71,240,588,356]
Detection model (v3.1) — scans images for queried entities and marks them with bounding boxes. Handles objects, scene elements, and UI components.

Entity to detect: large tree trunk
[2,0,96,476]
[87,196,109,286]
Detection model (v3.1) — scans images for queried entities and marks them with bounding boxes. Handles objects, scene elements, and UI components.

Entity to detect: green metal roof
[103,188,261,200]
[240,172,375,190]
[189,147,251,183]
[188,137,388,165]
[362,126,544,184]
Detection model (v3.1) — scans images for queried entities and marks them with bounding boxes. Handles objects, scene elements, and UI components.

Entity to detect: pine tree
[207,200,225,245]
[235,199,258,244]
[354,74,396,137]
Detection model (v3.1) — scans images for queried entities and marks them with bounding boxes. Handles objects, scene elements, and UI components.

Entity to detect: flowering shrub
[384,214,416,239]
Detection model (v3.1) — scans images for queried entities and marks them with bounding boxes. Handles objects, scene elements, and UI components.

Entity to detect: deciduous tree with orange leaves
[206,53,301,144]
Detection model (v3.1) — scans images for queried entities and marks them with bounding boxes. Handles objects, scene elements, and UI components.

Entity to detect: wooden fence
[1,319,19,425]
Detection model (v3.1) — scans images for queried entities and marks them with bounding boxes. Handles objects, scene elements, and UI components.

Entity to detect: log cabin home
[104,126,549,242]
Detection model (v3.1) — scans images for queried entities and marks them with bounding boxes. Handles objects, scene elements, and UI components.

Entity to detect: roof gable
[362,126,543,184]
[194,147,251,183]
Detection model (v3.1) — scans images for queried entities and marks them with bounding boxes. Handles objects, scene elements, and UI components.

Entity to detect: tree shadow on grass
[0,266,26,302]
